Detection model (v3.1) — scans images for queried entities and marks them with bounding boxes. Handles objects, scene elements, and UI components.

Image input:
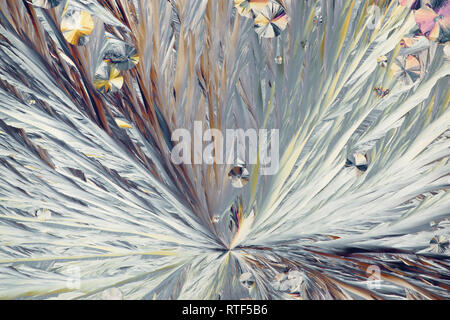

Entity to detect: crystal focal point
[94,61,124,93]
[102,39,139,71]
[61,8,94,46]
[429,235,450,254]
[228,165,250,188]
[239,272,256,289]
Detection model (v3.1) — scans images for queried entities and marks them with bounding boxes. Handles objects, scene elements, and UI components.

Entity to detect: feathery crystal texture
[0,0,449,300]
[32,0,62,9]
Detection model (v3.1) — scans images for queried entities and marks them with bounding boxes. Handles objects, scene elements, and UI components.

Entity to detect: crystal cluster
[234,0,288,38]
